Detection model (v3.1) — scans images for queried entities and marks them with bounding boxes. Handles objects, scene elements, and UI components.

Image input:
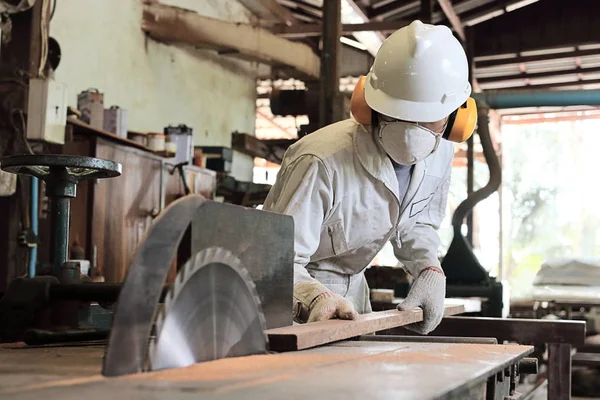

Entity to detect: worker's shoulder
[284,119,359,164]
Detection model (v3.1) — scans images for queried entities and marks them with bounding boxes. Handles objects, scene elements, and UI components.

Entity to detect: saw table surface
[0,340,533,400]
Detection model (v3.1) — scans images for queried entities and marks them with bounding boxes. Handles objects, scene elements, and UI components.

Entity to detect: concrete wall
[50,0,257,180]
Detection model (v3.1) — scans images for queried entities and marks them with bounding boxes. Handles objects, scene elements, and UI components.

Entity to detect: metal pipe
[49,283,173,303]
[451,103,501,230]
[50,196,70,275]
[466,135,474,244]
[473,89,600,109]
[442,103,501,286]
[29,176,38,277]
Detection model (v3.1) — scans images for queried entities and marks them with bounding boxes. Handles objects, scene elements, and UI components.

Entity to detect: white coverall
[262,118,453,321]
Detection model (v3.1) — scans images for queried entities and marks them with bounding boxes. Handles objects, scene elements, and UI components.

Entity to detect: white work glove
[293,281,359,323]
[397,267,446,335]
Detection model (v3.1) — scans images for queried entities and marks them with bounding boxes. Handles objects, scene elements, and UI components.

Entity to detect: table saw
[0,181,539,400]
[0,339,533,400]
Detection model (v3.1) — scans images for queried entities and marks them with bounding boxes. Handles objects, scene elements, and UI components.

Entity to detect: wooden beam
[320,0,342,127]
[461,0,532,26]
[478,66,600,84]
[437,0,466,41]
[266,303,465,352]
[344,0,386,56]
[141,3,320,79]
[279,0,323,18]
[369,0,419,20]
[421,0,434,23]
[481,78,600,91]
[238,0,297,25]
[271,20,411,38]
[475,49,600,69]
[231,132,296,164]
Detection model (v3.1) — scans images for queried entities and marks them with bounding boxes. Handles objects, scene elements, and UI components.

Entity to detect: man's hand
[307,291,359,323]
[293,281,359,323]
[397,267,446,334]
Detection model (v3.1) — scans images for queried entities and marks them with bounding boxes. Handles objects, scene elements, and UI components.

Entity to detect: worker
[262,20,476,334]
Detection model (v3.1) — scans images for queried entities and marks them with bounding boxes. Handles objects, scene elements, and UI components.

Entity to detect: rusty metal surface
[3,341,533,400]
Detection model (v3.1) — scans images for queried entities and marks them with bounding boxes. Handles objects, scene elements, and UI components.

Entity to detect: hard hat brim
[364,76,471,123]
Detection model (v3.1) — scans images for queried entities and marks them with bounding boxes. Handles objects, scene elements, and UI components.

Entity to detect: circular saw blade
[149,247,268,371]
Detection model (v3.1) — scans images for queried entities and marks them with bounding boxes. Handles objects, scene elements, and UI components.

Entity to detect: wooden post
[420,0,434,23]
[548,343,572,400]
[0,0,48,291]
[319,0,342,128]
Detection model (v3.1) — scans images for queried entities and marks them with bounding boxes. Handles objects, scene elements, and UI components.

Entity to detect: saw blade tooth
[178,265,187,286]
[163,287,173,313]
[148,338,158,368]
[149,245,270,370]
[184,252,200,277]
[154,308,165,337]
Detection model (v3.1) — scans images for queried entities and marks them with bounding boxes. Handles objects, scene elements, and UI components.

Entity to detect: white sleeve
[262,154,334,287]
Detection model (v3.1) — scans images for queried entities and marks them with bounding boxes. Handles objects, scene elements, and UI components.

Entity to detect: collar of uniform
[353,123,428,206]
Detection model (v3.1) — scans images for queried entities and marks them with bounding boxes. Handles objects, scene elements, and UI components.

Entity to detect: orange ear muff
[350,75,372,125]
[442,97,477,143]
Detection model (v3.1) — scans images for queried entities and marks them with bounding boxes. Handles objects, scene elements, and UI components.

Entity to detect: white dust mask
[376,120,442,165]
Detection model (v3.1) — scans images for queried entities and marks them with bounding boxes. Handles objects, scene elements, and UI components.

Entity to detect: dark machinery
[0,154,122,342]
[0,154,295,345]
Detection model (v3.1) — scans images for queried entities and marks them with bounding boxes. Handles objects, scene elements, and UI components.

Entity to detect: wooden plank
[67,117,151,152]
[271,20,411,38]
[271,20,412,38]
[231,132,294,164]
[572,352,600,367]
[141,3,320,79]
[266,303,464,351]
[436,0,466,42]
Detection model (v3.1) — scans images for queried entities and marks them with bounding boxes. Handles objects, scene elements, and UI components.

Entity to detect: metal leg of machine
[548,343,572,400]
[0,155,122,342]
[0,154,122,276]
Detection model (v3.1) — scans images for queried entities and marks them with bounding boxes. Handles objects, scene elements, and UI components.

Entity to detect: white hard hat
[364,20,471,123]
